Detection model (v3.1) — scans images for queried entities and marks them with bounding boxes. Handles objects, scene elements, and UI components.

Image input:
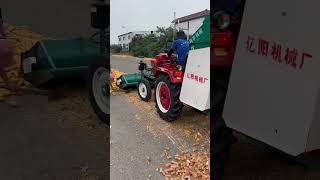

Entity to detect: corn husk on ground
[0,23,48,98]
[159,150,210,180]
[110,68,123,93]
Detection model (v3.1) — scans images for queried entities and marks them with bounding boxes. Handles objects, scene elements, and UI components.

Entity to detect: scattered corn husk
[0,88,12,97]
[0,23,48,97]
[110,68,123,93]
[159,150,210,180]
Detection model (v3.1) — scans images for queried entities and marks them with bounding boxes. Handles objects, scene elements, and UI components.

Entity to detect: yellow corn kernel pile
[0,23,47,97]
[110,68,123,93]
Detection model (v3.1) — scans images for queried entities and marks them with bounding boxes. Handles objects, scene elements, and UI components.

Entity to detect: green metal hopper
[116,72,142,90]
[21,39,100,86]
[188,15,210,50]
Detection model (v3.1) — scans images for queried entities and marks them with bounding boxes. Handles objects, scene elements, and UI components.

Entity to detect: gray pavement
[111,55,145,73]
[110,55,171,179]
[110,94,176,180]
[0,95,107,180]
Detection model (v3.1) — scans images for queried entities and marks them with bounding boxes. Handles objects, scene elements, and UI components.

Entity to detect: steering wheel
[170,54,178,64]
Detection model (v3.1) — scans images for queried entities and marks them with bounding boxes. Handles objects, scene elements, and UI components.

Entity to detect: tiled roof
[172,9,210,23]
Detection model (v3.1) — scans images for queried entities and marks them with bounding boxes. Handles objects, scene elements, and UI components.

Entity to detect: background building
[118,31,152,51]
[172,9,210,39]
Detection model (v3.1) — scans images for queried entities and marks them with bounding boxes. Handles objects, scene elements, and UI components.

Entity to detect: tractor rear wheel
[88,56,110,124]
[155,75,183,122]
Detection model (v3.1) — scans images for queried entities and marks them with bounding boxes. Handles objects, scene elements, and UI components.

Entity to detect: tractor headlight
[214,11,231,30]
[177,65,183,71]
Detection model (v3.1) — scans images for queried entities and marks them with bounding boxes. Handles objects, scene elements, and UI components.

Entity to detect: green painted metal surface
[23,39,100,85]
[40,39,100,75]
[188,15,210,50]
[117,73,142,89]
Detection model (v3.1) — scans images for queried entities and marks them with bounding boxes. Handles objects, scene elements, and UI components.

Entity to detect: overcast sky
[110,0,210,44]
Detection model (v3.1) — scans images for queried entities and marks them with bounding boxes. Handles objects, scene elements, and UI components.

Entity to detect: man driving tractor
[167,30,190,69]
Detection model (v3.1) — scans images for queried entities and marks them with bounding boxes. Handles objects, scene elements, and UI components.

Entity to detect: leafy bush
[110,44,122,53]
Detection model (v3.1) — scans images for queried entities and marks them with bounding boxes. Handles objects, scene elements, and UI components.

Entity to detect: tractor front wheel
[138,77,152,101]
[155,75,183,122]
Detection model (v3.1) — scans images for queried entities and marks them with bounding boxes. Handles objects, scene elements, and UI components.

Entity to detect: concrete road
[110,94,175,179]
[110,55,167,179]
[0,95,107,180]
[111,55,144,73]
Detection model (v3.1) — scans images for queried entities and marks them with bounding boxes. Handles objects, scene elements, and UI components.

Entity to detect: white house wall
[118,31,153,49]
[176,17,205,38]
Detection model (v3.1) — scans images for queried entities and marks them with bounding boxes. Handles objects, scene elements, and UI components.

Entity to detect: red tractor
[137,53,184,121]
[136,17,211,122]
[151,53,184,121]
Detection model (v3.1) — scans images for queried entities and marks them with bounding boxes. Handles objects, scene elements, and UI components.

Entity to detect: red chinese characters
[246,36,255,53]
[187,73,208,84]
[300,53,313,69]
[258,39,269,57]
[284,48,298,68]
[245,36,313,70]
[270,42,282,62]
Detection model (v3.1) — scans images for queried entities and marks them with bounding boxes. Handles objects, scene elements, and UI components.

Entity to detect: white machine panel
[180,47,210,111]
[223,0,320,156]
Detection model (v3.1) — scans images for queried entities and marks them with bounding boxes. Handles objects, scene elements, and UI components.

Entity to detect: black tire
[88,56,110,124]
[154,75,183,122]
[211,69,234,180]
[137,77,152,101]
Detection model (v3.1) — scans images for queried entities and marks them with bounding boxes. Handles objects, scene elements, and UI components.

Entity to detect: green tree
[110,44,122,53]
[128,26,175,57]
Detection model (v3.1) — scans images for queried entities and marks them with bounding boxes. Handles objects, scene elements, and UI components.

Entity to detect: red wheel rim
[159,83,171,110]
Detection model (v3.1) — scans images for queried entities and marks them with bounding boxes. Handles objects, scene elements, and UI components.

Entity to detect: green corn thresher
[116,73,141,90]
[116,59,154,90]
